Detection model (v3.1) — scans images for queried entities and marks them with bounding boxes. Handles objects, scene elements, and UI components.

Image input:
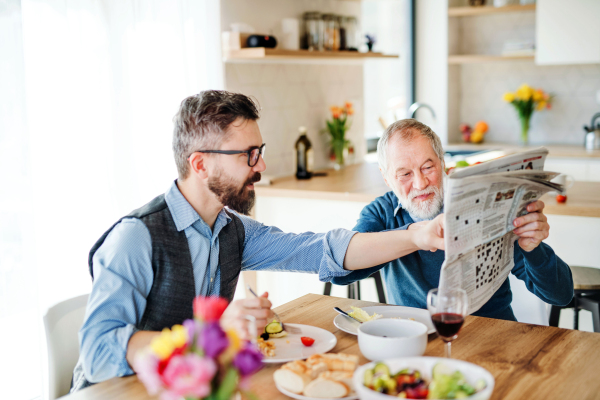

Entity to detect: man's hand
[220,292,274,340]
[513,200,550,252]
[410,213,445,252]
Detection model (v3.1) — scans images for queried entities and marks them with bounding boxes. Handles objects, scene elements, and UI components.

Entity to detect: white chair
[43,294,89,400]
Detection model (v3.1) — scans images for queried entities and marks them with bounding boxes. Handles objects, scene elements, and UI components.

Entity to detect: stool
[323,270,387,304]
[549,266,600,332]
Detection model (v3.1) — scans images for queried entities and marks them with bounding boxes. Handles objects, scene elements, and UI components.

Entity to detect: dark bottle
[295,127,313,179]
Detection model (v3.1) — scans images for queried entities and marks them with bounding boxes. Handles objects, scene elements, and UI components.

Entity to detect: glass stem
[445,341,452,358]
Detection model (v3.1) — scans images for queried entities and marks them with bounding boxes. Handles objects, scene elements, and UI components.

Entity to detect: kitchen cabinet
[536,0,600,65]
[544,157,600,182]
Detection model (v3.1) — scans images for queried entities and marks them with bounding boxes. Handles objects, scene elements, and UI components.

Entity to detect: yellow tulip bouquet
[503,84,553,145]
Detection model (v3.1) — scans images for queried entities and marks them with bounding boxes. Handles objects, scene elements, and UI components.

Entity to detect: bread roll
[319,371,354,392]
[273,362,312,394]
[307,361,328,379]
[304,377,349,398]
[306,353,359,372]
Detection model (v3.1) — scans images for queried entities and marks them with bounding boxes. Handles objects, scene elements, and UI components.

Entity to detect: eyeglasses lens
[249,145,265,167]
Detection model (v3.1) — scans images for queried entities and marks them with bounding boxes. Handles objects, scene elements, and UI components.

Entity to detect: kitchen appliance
[584,112,600,150]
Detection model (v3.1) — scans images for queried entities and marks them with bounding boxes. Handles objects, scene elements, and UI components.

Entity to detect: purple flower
[233,345,263,376]
[198,322,229,358]
[182,319,200,345]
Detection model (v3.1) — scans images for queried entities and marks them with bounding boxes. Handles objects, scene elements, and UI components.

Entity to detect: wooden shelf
[224,48,398,61]
[448,4,536,17]
[448,53,535,64]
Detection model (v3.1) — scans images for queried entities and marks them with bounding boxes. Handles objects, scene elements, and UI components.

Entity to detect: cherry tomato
[301,336,315,346]
[556,194,567,203]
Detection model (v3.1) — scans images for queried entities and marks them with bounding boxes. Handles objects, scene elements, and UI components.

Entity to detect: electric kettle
[584,112,600,150]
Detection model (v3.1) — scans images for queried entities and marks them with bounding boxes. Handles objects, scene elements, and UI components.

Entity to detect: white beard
[395,184,444,220]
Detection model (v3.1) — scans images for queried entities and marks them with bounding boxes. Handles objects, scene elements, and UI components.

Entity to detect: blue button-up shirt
[79,181,355,382]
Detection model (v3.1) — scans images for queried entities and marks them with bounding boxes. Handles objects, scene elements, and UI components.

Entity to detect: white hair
[377,119,445,176]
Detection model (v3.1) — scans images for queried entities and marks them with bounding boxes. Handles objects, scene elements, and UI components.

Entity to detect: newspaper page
[438,147,563,314]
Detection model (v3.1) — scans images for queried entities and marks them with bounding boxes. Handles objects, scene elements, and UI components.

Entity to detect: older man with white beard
[332,119,573,321]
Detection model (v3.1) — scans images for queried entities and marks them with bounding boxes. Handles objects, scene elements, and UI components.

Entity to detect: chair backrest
[43,293,89,400]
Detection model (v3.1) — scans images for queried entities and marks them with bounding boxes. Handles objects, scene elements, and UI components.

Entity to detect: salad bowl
[353,357,495,400]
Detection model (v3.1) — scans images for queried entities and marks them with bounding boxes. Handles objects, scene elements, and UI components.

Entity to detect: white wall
[415,0,449,143]
[222,0,365,176]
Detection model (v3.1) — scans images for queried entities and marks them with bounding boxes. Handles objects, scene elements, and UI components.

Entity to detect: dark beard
[208,170,261,215]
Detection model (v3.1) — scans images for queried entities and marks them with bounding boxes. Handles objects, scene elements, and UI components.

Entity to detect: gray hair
[172,90,260,179]
[377,119,444,175]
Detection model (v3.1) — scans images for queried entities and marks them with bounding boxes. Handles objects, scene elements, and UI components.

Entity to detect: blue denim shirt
[332,191,574,321]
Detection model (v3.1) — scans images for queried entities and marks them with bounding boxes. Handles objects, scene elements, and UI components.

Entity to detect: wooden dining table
[61,294,600,400]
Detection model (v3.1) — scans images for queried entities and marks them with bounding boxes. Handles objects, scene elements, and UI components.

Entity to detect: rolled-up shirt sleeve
[237,213,356,282]
[331,203,412,286]
[79,218,153,382]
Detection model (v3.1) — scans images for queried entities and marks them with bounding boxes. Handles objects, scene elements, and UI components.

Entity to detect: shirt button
[211,278,214,282]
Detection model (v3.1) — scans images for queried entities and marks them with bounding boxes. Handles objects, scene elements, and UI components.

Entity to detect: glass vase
[331,141,348,170]
[519,115,530,146]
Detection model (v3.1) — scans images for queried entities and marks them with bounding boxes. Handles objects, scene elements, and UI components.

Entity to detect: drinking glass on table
[427,288,468,358]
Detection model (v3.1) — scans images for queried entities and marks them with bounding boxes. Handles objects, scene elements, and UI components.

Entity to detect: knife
[334,307,362,324]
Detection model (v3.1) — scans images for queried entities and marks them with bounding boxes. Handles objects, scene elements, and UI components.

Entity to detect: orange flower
[332,110,342,119]
[329,105,338,114]
[346,107,354,116]
[344,101,353,110]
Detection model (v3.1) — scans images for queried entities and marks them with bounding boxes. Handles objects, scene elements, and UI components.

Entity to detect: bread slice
[306,353,359,372]
[304,377,349,398]
[274,362,312,394]
[319,371,354,392]
[307,361,328,379]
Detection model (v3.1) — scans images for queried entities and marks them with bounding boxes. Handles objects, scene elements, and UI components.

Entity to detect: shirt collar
[164,180,231,233]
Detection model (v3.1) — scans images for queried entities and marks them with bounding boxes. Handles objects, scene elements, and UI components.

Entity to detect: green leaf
[215,369,239,400]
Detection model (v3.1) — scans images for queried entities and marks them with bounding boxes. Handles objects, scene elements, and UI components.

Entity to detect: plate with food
[334,306,435,335]
[354,357,494,399]
[257,321,337,364]
[274,353,360,400]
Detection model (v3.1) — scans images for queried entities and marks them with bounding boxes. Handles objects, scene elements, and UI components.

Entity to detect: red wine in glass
[427,288,468,358]
[431,312,464,339]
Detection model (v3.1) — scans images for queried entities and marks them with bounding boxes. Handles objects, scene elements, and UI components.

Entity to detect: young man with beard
[71,92,445,391]
[331,119,573,321]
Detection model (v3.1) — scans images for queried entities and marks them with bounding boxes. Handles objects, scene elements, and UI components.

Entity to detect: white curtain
[0,1,222,398]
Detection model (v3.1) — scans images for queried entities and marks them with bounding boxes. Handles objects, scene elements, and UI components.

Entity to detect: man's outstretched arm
[343,213,445,270]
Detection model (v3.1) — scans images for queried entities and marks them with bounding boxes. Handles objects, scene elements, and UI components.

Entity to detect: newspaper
[438,147,563,314]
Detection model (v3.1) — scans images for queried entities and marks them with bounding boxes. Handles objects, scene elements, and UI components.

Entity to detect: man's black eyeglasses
[191,143,266,167]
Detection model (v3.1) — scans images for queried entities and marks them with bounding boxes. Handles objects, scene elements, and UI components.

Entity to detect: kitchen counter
[445,142,600,158]
[255,162,600,218]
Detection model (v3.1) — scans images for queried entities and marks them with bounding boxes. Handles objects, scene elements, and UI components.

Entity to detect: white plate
[275,381,358,400]
[353,357,494,400]
[333,306,435,335]
[261,324,337,363]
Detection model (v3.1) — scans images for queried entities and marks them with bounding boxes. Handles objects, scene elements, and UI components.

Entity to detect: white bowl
[357,319,428,361]
[353,357,495,400]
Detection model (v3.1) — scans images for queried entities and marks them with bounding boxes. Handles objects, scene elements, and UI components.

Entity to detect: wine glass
[427,288,468,358]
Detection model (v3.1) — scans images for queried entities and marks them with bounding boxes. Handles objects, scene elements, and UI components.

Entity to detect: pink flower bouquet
[135,296,263,400]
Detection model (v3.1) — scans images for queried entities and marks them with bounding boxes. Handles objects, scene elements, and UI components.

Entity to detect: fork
[246,284,300,334]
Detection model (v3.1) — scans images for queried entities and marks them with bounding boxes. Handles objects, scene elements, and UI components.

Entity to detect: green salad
[362,362,487,399]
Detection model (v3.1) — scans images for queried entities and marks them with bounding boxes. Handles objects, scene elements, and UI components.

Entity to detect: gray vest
[71,193,245,392]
